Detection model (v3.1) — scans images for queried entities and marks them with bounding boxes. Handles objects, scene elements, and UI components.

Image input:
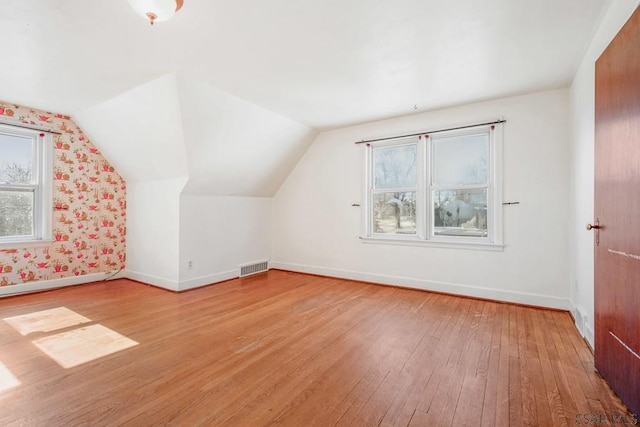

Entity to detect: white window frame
[0,123,53,248]
[362,123,503,251]
[368,137,424,239]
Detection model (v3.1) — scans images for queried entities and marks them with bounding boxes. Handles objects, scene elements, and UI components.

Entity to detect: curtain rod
[0,118,62,135]
[354,119,506,145]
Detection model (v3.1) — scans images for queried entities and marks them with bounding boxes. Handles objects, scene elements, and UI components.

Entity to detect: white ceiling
[1,0,607,130]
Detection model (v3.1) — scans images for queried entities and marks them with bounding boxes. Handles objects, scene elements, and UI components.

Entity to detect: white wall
[127,187,273,292]
[126,178,187,290]
[77,72,313,291]
[569,0,639,346]
[178,195,272,290]
[273,89,571,309]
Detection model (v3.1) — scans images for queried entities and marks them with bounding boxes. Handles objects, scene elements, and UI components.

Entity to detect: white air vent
[240,260,269,277]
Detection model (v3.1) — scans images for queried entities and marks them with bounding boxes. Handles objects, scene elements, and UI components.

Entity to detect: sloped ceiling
[1,1,608,129]
[176,75,316,196]
[74,73,316,196]
[73,74,189,183]
[1,1,610,195]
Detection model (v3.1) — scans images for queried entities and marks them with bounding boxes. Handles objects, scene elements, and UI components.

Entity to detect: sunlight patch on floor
[3,307,91,336]
[0,362,21,393]
[32,324,139,369]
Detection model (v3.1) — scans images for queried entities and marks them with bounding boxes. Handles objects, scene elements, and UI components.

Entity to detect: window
[0,123,53,245]
[364,123,503,249]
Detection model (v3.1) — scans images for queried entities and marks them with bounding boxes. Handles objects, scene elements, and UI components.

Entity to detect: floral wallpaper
[0,101,126,287]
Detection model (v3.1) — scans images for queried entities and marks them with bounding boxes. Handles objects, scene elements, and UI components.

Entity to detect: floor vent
[240,260,269,277]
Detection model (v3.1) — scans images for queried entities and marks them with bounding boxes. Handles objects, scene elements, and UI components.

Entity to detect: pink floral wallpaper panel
[0,102,126,286]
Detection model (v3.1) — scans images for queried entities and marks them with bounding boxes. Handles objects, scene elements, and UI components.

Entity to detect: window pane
[433,133,487,186]
[0,190,34,238]
[433,189,487,237]
[0,133,33,184]
[374,144,417,189]
[372,192,416,235]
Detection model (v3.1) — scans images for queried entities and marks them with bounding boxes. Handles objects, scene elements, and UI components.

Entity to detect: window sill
[359,236,505,252]
[0,239,55,250]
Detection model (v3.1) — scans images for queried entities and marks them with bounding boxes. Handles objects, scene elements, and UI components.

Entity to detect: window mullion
[0,184,38,192]
[371,187,416,194]
[430,184,488,191]
[424,135,432,240]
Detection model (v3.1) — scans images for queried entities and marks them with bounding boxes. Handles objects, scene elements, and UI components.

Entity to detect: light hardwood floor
[0,270,630,426]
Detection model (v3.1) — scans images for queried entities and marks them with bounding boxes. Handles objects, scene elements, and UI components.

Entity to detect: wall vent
[240,260,269,277]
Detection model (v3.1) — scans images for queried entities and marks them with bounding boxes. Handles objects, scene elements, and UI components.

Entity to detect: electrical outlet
[188,260,193,270]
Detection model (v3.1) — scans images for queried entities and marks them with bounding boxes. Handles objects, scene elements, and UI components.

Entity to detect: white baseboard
[569,301,595,349]
[125,270,180,291]
[584,324,594,348]
[0,262,573,313]
[0,270,122,298]
[178,269,238,291]
[569,300,582,331]
[271,261,571,311]
[125,269,240,292]
[0,267,241,297]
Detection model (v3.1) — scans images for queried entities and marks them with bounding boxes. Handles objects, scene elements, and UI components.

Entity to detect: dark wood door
[594,5,640,415]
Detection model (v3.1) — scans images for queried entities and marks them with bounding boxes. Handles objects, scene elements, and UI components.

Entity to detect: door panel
[594,5,640,415]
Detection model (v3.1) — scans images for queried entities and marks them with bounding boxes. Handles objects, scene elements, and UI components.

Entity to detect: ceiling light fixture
[128,0,183,25]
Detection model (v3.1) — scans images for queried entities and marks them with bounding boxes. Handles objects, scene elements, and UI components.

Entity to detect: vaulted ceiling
[0,0,609,194]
